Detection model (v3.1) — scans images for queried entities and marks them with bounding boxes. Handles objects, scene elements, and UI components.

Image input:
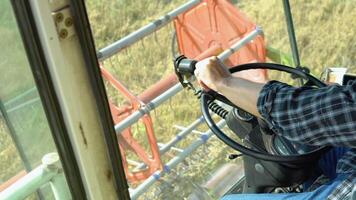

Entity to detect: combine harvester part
[174,0,267,83]
[101,68,162,183]
[126,28,262,197]
[114,28,261,177]
[97,0,201,61]
[96,0,267,187]
[130,120,226,200]
[100,25,261,183]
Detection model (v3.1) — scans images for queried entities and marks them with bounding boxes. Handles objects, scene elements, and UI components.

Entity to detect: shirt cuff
[257,80,285,133]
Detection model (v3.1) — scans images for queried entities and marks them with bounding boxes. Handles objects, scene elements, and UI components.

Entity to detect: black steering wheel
[200,62,331,164]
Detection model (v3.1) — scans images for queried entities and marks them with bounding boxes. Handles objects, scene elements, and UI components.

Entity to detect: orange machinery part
[137,47,223,103]
[99,47,224,183]
[138,0,269,105]
[174,0,268,82]
[99,0,268,184]
[0,170,27,192]
[101,67,162,183]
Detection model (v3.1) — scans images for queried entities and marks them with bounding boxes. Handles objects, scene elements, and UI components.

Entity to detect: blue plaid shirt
[257,80,356,200]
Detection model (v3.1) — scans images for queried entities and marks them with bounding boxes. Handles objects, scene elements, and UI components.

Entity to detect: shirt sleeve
[257,80,356,147]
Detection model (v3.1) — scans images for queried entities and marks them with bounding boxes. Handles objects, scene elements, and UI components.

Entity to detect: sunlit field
[85,0,356,199]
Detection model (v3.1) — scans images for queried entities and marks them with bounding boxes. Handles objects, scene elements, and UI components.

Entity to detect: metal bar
[282,0,300,67]
[138,74,177,104]
[115,83,182,133]
[130,120,226,199]
[127,159,144,166]
[217,27,262,61]
[157,143,184,153]
[174,125,204,135]
[0,100,32,175]
[0,165,56,200]
[0,153,68,200]
[97,0,201,61]
[6,97,41,113]
[160,116,204,154]
[133,116,205,171]
[114,28,261,134]
[0,171,27,192]
[4,87,37,108]
[0,100,45,199]
[169,146,184,153]
[192,130,204,135]
[50,173,71,200]
[173,125,187,131]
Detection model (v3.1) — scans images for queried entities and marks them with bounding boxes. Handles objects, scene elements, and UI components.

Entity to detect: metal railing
[97,0,201,61]
[130,120,227,199]
[114,27,262,135]
[0,153,70,200]
[110,27,261,198]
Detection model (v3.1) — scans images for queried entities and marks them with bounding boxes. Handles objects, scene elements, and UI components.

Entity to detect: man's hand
[194,56,232,92]
[193,56,265,117]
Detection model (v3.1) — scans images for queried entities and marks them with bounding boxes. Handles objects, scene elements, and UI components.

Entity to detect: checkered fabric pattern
[257,80,356,199]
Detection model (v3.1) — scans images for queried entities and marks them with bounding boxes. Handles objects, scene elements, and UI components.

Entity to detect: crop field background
[0,0,355,199]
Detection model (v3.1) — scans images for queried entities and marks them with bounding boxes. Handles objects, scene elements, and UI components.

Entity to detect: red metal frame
[0,170,27,192]
[174,0,268,82]
[99,0,268,184]
[101,67,162,183]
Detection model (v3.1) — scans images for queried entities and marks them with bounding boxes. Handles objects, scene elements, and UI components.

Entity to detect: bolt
[65,17,73,27]
[55,13,64,23]
[42,152,59,170]
[59,29,68,39]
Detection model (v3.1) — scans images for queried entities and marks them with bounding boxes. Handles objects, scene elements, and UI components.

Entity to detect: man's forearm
[217,77,265,117]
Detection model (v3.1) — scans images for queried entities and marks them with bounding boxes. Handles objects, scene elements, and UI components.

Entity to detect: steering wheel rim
[201,62,331,164]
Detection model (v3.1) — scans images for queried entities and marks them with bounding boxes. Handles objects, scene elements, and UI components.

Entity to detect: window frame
[10,0,87,198]
[68,1,130,198]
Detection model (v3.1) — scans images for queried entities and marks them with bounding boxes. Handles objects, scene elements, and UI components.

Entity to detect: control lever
[174,55,197,90]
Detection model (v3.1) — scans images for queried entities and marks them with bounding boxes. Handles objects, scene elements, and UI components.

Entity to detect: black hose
[207,100,229,119]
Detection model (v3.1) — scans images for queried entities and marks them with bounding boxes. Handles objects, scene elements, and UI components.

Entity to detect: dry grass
[85,0,356,199]
[239,0,356,74]
[1,0,355,199]
[86,0,239,199]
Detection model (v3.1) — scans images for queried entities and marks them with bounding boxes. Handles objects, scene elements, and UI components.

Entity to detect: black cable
[207,100,229,119]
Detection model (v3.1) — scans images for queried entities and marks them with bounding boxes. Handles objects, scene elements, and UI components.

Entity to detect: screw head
[55,13,64,23]
[59,29,68,39]
[65,17,73,27]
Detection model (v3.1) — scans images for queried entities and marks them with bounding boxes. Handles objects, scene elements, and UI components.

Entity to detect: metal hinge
[52,6,75,40]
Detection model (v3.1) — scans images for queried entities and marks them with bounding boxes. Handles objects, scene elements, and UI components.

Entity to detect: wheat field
[85,0,356,199]
[0,0,355,199]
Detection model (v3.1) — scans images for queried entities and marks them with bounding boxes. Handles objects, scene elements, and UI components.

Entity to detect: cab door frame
[10,0,130,199]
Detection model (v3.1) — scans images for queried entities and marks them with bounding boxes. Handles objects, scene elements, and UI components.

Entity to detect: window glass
[0,1,70,199]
